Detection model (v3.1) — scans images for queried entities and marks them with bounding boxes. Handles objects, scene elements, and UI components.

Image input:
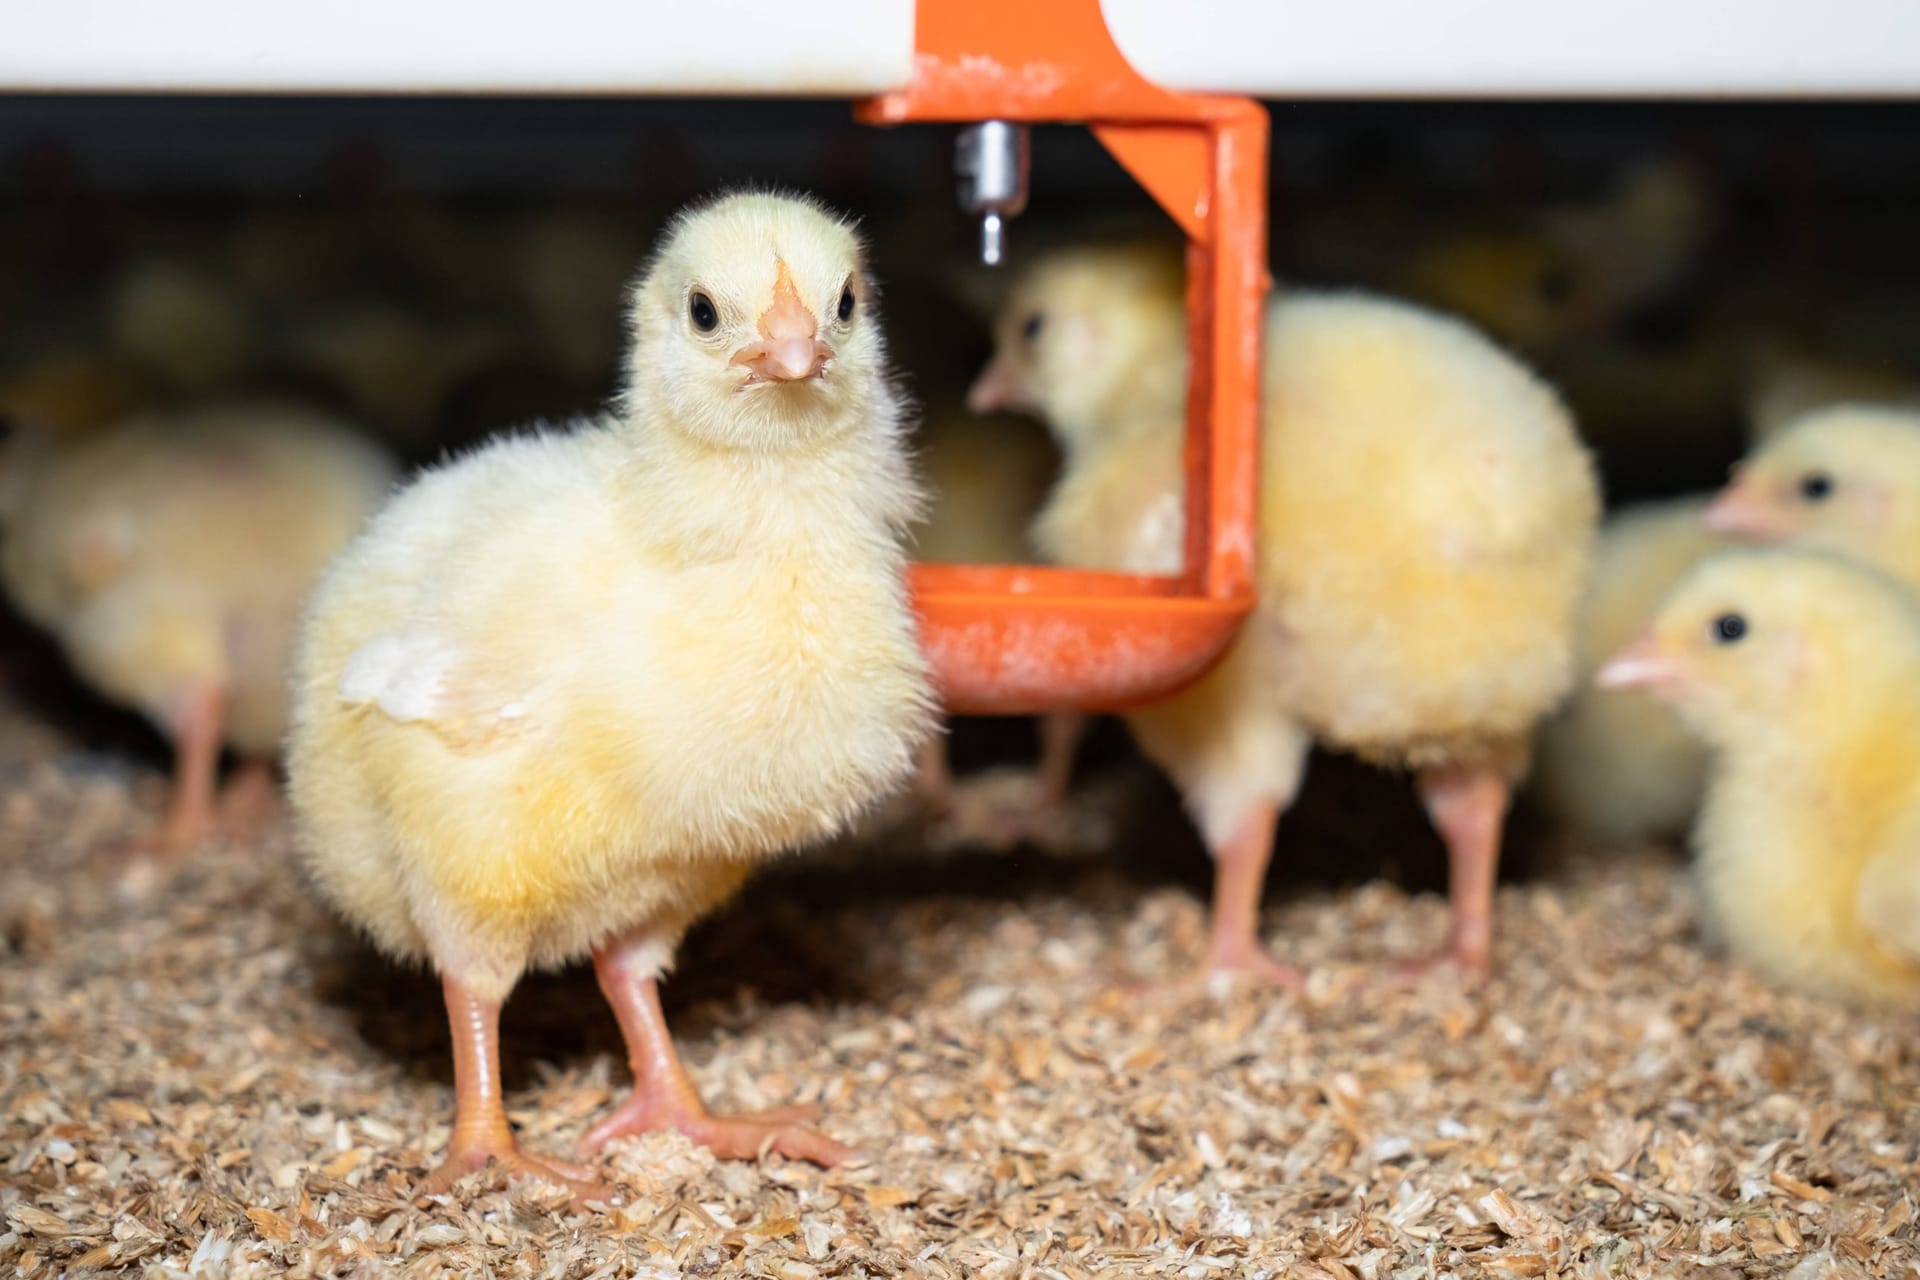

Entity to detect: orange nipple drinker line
[858,0,1268,715]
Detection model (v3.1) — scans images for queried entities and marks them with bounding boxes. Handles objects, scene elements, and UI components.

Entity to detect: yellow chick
[1597,549,1920,1006]
[974,243,1599,983]
[0,401,397,853]
[1532,497,1730,842]
[287,193,933,1200]
[1706,405,1920,591]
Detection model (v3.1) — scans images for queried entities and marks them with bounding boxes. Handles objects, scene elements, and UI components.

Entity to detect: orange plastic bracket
[857,0,1267,714]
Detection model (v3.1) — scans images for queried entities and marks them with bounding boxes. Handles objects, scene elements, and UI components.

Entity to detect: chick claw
[421,1143,617,1211]
[584,1095,852,1167]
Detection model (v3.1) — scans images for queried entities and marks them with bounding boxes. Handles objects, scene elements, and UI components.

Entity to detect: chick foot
[592,937,853,1168]
[422,1137,614,1210]
[584,1091,849,1165]
[426,975,619,1210]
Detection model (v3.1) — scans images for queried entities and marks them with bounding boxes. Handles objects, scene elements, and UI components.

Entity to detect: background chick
[0,401,396,853]
[1706,404,1920,589]
[1531,497,1730,842]
[287,193,933,1201]
[974,242,1598,983]
[1598,549,1920,1005]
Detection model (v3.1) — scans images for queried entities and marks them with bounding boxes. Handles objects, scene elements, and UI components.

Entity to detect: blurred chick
[1706,404,1920,590]
[910,404,1078,826]
[107,258,255,395]
[0,348,150,440]
[0,401,396,853]
[975,243,1598,982]
[1598,549,1920,1005]
[1532,497,1729,842]
[287,193,933,1200]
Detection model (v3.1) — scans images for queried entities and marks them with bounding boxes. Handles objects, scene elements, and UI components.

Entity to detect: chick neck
[612,390,919,570]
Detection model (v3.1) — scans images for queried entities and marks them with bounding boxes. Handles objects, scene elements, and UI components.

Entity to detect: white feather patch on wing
[339,632,462,723]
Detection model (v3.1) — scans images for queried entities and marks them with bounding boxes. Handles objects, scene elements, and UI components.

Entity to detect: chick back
[1256,291,1600,768]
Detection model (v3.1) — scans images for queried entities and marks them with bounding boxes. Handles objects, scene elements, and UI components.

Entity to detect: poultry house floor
[1,695,1917,1280]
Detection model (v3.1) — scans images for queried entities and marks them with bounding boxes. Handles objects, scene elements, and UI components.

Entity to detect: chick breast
[1254,291,1600,770]
[288,426,932,990]
[1531,497,1728,840]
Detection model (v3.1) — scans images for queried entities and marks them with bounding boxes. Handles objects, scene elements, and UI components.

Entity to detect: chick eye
[688,292,718,333]
[837,285,856,324]
[1799,472,1833,502]
[1710,612,1748,645]
[1021,313,1044,342]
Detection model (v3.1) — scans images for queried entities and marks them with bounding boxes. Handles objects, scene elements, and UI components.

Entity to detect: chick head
[1706,405,1920,582]
[625,192,885,453]
[968,241,1185,447]
[1598,547,1920,746]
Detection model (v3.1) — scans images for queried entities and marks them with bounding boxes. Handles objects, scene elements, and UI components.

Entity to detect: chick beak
[967,356,1027,415]
[1703,475,1790,539]
[732,275,832,384]
[1596,631,1686,694]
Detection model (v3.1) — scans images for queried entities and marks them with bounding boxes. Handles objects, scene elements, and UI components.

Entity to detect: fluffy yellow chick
[1597,549,1920,1006]
[287,193,933,1200]
[1532,497,1729,842]
[1706,404,1920,590]
[974,243,1598,982]
[0,402,396,852]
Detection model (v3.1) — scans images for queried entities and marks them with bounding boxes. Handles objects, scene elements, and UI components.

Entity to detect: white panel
[4,0,1918,98]
[0,0,917,95]
[1104,0,1920,96]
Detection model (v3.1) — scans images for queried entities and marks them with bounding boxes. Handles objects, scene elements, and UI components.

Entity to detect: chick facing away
[1599,549,1920,1006]
[974,242,1598,985]
[288,193,934,1203]
[0,401,397,854]
[1531,497,1730,843]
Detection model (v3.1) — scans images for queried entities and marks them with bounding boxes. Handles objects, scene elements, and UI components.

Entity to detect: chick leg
[422,976,615,1207]
[584,936,852,1166]
[134,684,223,857]
[1036,710,1086,808]
[1411,765,1510,978]
[1198,800,1307,990]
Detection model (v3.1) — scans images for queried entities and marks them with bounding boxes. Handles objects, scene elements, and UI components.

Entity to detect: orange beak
[1703,474,1791,540]
[1596,630,1687,695]
[731,266,832,384]
[966,355,1028,415]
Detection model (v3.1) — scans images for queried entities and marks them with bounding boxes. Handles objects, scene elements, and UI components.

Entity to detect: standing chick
[1705,404,1920,590]
[1532,497,1730,842]
[1598,550,1920,1005]
[974,243,1598,982]
[288,193,933,1199]
[0,402,396,853]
